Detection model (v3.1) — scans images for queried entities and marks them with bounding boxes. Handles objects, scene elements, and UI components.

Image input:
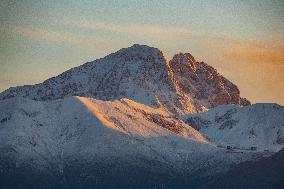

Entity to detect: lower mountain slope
[201,148,284,189]
[0,96,265,189]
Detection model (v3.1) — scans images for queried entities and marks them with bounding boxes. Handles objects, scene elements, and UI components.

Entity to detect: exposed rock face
[0,44,249,115]
[240,97,251,106]
[169,53,250,109]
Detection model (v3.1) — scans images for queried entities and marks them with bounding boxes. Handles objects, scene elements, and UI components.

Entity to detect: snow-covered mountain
[0,44,283,189]
[182,103,284,151]
[0,44,249,115]
[0,96,267,189]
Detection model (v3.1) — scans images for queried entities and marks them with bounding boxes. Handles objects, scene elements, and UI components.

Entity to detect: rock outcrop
[169,53,249,109]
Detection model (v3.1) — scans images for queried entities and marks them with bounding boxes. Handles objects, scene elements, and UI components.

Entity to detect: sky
[0,0,284,104]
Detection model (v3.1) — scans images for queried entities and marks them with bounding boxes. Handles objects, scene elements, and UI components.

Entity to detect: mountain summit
[0,44,249,115]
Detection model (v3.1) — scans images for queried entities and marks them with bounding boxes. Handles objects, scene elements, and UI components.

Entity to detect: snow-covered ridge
[0,44,249,115]
[182,103,284,151]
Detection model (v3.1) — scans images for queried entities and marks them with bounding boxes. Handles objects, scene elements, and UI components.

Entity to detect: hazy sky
[0,0,284,104]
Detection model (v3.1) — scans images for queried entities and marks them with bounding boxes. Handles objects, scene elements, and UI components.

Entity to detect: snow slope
[0,96,281,188]
[0,97,260,176]
[182,103,284,151]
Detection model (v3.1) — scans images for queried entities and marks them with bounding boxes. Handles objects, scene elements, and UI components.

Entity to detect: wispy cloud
[199,34,284,64]
[63,19,192,38]
[0,23,102,45]
[219,39,283,64]
[1,22,283,65]
[222,40,284,64]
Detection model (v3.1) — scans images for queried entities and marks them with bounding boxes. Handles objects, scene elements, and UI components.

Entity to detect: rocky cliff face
[0,44,249,115]
[169,53,250,109]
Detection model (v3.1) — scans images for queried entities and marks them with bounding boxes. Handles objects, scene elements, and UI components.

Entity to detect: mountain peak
[0,44,250,114]
[130,44,161,53]
[171,52,197,72]
[109,44,165,62]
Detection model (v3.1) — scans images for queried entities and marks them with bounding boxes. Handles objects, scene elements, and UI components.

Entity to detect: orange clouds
[199,34,284,65]
[222,39,284,64]
[2,21,283,66]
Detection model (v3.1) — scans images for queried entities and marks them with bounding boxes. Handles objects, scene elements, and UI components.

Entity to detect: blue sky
[0,0,284,104]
